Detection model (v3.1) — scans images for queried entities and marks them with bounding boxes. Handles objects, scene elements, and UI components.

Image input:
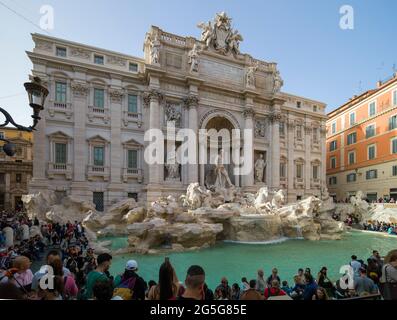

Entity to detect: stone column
[270,111,281,190]
[304,122,312,195]
[199,131,206,187]
[287,118,295,202]
[242,108,255,189]
[184,95,199,184]
[70,82,89,200]
[320,123,327,189]
[108,88,123,203]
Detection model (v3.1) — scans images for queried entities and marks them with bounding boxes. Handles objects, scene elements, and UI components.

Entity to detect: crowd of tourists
[363,221,397,235]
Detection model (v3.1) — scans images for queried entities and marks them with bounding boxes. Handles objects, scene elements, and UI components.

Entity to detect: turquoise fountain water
[105,231,396,290]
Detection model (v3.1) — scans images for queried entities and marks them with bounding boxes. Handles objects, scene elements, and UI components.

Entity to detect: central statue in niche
[214,149,233,190]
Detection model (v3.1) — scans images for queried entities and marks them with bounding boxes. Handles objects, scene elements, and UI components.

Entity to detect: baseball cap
[126,260,138,270]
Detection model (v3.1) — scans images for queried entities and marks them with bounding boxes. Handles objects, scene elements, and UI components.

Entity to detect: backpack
[113,276,136,300]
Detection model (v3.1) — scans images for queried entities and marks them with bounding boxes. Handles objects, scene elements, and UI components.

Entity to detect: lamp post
[0,77,48,156]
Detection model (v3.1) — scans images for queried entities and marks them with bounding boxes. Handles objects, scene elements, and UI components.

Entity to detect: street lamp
[0,76,48,156]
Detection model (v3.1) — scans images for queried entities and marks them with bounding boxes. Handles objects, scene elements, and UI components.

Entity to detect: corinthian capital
[243,108,255,119]
[143,89,163,107]
[183,95,200,109]
[109,89,124,103]
[71,82,89,97]
[268,112,282,123]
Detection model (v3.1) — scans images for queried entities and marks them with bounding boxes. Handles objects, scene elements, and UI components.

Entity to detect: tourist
[241,277,250,291]
[36,274,64,300]
[114,259,146,300]
[370,250,384,267]
[379,249,397,300]
[10,256,33,292]
[317,266,334,297]
[350,255,362,276]
[290,275,305,300]
[264,280,287,299]
[83,253,112,300]
[240,280,264,300]
[215,286,228,300]
[0,282,25,299]
[231,283,241,300]
[354,267,378,296]
[296,268,305,285]
[93,280,122,300]
[31,250,71,292]
[312,287,329,300]
[303,274,318,300]
[255,269,266,293]
[178,265,205,300]
[367,258,381,285]
[148,259,179,300]
[281,280,292,296]
[50,257,78,300]
[266,268,281,288]
[215,277,232,300]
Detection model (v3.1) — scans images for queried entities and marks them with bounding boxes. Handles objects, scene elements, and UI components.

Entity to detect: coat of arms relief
[197,12,243,56]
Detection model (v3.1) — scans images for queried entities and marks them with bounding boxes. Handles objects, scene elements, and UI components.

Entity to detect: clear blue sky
[1,0,396,126]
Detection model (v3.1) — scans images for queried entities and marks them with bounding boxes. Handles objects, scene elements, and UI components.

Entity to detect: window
[366,169,377,180]
[348,151,355,165]
[367,193,378,202]
[330,140,337,151]
[280,163,286,178]
[296,101,301,108]
[329,176,337,185]
[347,132,357,145]
[393,90,397,106]
[330,157,336,169]
[331,122,336,134]
[94,88,105,108]
[15,174,22,183]
[347,173,356,183]
[392,165,397,176]
[313,105,317,112]
[368,145,376,160]
[392,138,397,154]
[55,143,67,164]
[369,101,376,117]
[94,55,104,65]
[128,193,138,201]
[296,125,302,140]
[127,150,138,169]
[129,63,138,72]
[0,132,4,139]
[128,94,138,113]
[312,165,318,180]
[390,115,397,130]
[296,164,303,179]
[56,47,67,57]
[366,124,375,138]
[279,122,285,136]
[312,128,319,143]
[93,146,104,166]
[55,82,67,103]
[93,192,104,212]
[349,112,356,126]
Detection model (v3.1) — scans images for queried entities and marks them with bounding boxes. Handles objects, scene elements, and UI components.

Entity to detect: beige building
[0,128,33,210]
[27,13,327,211]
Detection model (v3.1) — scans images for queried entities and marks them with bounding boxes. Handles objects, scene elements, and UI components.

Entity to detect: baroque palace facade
[326,75,397,202]
[28,13,327,210]
[0,128,33,210]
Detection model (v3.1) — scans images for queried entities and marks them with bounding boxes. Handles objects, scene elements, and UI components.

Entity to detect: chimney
[377,80,382,88]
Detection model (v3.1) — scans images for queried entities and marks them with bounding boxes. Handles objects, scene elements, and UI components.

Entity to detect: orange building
[326,74,397,202]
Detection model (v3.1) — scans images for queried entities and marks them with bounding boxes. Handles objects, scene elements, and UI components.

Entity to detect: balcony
[88,106,110,124]
[87,165,110,181]
[47,162,72,180]
[47,101,72,119]
[294,177,304,189]
[311,178,321,189]
[122,111,143,128]
[123,168,143,183]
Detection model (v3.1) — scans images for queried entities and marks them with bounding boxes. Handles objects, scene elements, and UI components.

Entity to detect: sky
[1,0,397,127]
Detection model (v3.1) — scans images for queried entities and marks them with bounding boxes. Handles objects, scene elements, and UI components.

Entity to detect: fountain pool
[103,231,396,290]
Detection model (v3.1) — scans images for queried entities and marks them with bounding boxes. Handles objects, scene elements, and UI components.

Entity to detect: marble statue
[254,154,266,183]
[255,120,266,138]
[214,149,233,190]
[273,70,283,93]
[254,186,272,211]
[271,189,286,209]
[188,43,202,73]
[165,150,180,180]
[246,63,258,88]
[165,103,181,126]
[3,226,14,248]
[197,12,243,56]
[150,34,161,65]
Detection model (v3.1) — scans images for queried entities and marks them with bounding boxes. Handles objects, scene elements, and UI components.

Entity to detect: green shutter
[128,150,138,168]
[55,143,67,164]
[94,89,104,108]
[55,82,67,102]
[94,147,104,166]
[128,95,138,113]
